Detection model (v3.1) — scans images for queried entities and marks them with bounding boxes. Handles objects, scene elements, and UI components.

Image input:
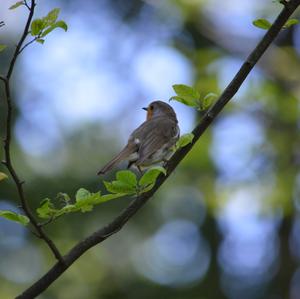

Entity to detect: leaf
[99,193,127,203]
[170,84,200,107]
[36,38,45,44]
[200,92,218,110]
[40,20,68,37]
[9,1,24,10]
[54,20,68,31]
[36,198,56,219]
[44,8,60,25]
[0,172,8,181]
[0,44,7,52]
[283,18,299,29]
[139,166,167,188]
[104,181,136,194]
[116,170,137,187]
[76,188,91,201]
[252,19,272,30]
[176,133,194,149]
[169,95,194,106]
[30,19,45,36]
[0,210,29,225]
[56,192,71,204]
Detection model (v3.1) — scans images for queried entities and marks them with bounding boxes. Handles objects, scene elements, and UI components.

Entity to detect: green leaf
[173,84,200,99]
[252,19,272,30]
[103,170,138,195]
[36,198,56,219]
[54,20,68,31]
[99,193,127,203]
[44,8,60,25]
[36,38,45,44]
[176,133,194,149]
[170,84,200,107]
[56,192,70,204]
[9,1,24,10]
[139,166,167,188]
[0,172,8,181]
[104,180,136,194]
[0,210,29,225]
[116,170,137,187]
[200,92,218,110]
[0,44,7,52]
[283,18,299,29]
[31,19,45,36]
[76,188,91,201]
[41,20,68,37]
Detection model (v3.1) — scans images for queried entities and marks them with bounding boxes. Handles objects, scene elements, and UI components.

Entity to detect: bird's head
[143,100,177,122]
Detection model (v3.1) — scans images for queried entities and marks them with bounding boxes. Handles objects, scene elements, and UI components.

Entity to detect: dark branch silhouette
[14,0,300,298]
[0,0,63,263]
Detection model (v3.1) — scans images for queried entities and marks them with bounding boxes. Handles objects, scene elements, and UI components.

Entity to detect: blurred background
[1,0,300,298]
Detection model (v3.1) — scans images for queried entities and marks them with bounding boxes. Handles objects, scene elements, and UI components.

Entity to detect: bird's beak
[142,107,148,111]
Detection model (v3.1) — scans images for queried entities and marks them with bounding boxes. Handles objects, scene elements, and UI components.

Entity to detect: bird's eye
[149,105,154,110]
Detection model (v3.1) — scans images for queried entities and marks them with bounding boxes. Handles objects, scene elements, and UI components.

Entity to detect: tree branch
[1,0,64,263]
[15,0,300,298]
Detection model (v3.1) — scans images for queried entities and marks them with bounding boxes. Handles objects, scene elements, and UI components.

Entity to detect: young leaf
[200,92,218,110]
[283,18,299,29]
[176,133,194,149]
[40,20,68,37]
[139,166,167,188]
[54,20,68,31]
[44,8,60,25]
[36,38,45,44]
[31,19,44,36]
[9,1,24,10]
[252,19,272,30]
[170,84,200,107]
[0,210,29,225]
[0,44,7,52]
[99,193,127,203]
[0,172,8,181]
[104,181,136,194]
[76,188,91,201]
[116,170,137,187]
[36,198,56,219]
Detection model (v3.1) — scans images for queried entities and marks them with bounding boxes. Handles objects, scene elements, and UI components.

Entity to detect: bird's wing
[131,117,178,165]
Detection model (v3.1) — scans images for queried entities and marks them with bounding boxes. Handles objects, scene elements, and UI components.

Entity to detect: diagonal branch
[15,0,300,298]
[1,0,63,263]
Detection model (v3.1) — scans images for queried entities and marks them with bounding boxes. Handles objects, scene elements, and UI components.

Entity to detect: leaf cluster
[30,8,68,44]
[170,84,218,111]
[0,167,168,225]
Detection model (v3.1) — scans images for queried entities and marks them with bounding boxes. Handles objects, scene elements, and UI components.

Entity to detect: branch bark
[14,0,300,298]
[1,0,63,263]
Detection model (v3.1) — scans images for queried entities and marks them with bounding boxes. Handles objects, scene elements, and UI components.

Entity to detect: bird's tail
[97,144,136,175]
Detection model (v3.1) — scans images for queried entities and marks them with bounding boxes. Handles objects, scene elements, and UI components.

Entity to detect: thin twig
[6,0,34,80]
[1,0,64,264]
[24,0,31,11]
[0,75,7,83]
[18,37,38,54]
[15,0,300,298]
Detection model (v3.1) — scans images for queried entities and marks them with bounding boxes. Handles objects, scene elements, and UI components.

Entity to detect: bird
[97,100,180,175]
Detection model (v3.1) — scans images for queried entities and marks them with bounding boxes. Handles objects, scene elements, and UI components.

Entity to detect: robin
[97,100,180,175]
